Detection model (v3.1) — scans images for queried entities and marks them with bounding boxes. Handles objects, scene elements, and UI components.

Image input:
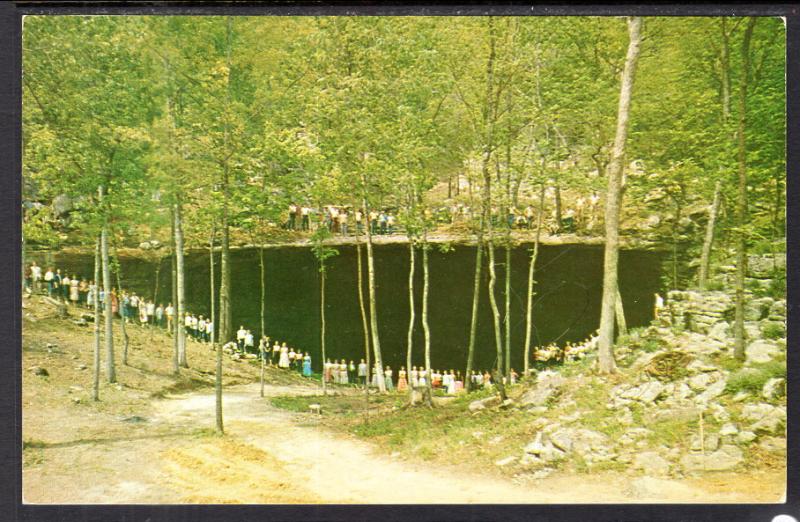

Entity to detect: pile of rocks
[660,290,733,334]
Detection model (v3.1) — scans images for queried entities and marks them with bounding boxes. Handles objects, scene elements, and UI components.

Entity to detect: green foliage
[725,361,786,395]
[761,322,785,340]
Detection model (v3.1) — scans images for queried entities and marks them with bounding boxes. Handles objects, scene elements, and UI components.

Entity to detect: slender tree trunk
[615,287,628,337]
[112,250,129,366]
[465,231,483,391]
[210,226,223,434]
[355,237,371,408]
[174,200,188,368]
[554,184,562,232]
[597,16,643,375]
[259,245,266,339]
[503,244,511,375]
[720,18,732,124]
[258,243,266,398]
[406,239,415,401]
[170,208,179,376]
[363,199,386,393]
[93,236,101,401]
[218,16,233,345]
[524,186,545,377]
[150,256,161,342]
[99,186,116,384]
[698,181,722,288]
[320,263,328,396]
[733,18,757,362]
[421,232,433,406]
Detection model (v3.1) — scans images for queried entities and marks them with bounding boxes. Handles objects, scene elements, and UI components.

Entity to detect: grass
[725,360,786,396]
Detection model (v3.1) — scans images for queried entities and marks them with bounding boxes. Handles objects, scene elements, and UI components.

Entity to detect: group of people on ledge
[281,191,602,238]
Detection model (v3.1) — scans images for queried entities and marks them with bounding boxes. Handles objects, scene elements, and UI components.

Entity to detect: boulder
[695,379,726,404]
[719,423,739,437]
[745,341,781,365]
[707,321,731,342]
[495,456,518,467]
[687,359,718,373]
[768,299,786,320]
[688,373,712,392]
[747,253,785,278]
[468,400,486,413]
[619,381,666,403]
[762,378,785,400]
[633,451,671,476]
[520,379,563,408]
[649,406,702,423]
[736,431,757,444]
[690,432,721,452]
[741,403,786,435]
[681,445,744,472]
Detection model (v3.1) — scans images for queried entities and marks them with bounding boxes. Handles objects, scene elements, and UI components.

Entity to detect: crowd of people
[25,260,597,393]
[282,193,602,238]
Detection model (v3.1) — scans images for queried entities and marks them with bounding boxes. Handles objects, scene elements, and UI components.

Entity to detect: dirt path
[24,381,784,504]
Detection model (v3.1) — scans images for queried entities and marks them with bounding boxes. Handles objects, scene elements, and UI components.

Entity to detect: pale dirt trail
[144,383,781,504]
[24,381,784,504]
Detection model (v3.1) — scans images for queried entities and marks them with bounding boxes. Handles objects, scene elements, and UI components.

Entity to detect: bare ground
[21,295,785,504]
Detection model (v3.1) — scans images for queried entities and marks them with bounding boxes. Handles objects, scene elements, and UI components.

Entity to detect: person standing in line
[302,352,312,377]
[354,209,363,234]
[272,340,281,366]
[30,262,42,294]
[279,342,290,369]
[410,366,419,388]
[236,325,247,351]
[397,366,408,392]
[384,366,394,391]
[455,371,464,393]
[78,278,89,306]
[509,368,519,386]
[130,293,139,321]
[288,203,297,230]
[69,276,80,305]
[155,303,164,328]
[296,351,304,374]
[61,274,71,302]
[418,367,427,387]
[146,300,156,325]
[87,280,96,310]
[378,211,388,235]
[139,303,147,326]
[165,302,174,332]
[324,359,332,384]
[52,269,62,300]
[447,370,457,395]
[205,320,214,344]
[357,359,367,388]
[482,371,493,389]
[198,316,207,342]
[337,210,348,236]
[244,330,255,354]
[44,267,54,297]
[288,346,297,370]
[348,360,356,384]
[328,206,339,234]
[386,214,396,234]
[258,336,269,360]
[301,205,310,231]
[110,290,119,317]
[369,210,378,235]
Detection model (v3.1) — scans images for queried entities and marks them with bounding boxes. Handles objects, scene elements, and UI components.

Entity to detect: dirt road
[23,381,785,504]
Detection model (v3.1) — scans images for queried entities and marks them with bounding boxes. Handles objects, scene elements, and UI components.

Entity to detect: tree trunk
[363,199,386,393]
[733,18,757,362]
[355,237,371,409]
[170,208,179,376]
[259,245,266,339]
[218,16,233,345]
[523,185,545,377]
[112,251,129,366]
[210,226,223,434]
[720,18,732,124]
[406,239,415,401]
[320,263,328,396]
[597,16,643,375]
[93,236,101,401]
[615,287,628,337]
[99,186,116,384]
[503,244,511,375]
[421,233,433,406]
[174,200,188,368]
[464,238,483,391]
[150,256,161,342]
[698,181,722,288]
[554,184,562,232]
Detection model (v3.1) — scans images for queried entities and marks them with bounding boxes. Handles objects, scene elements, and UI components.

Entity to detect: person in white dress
[410,366,419,388]
[279,342,290,368]
[446,370,457,395]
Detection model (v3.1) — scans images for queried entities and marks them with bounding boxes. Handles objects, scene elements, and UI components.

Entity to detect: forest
[22,16,785,404]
